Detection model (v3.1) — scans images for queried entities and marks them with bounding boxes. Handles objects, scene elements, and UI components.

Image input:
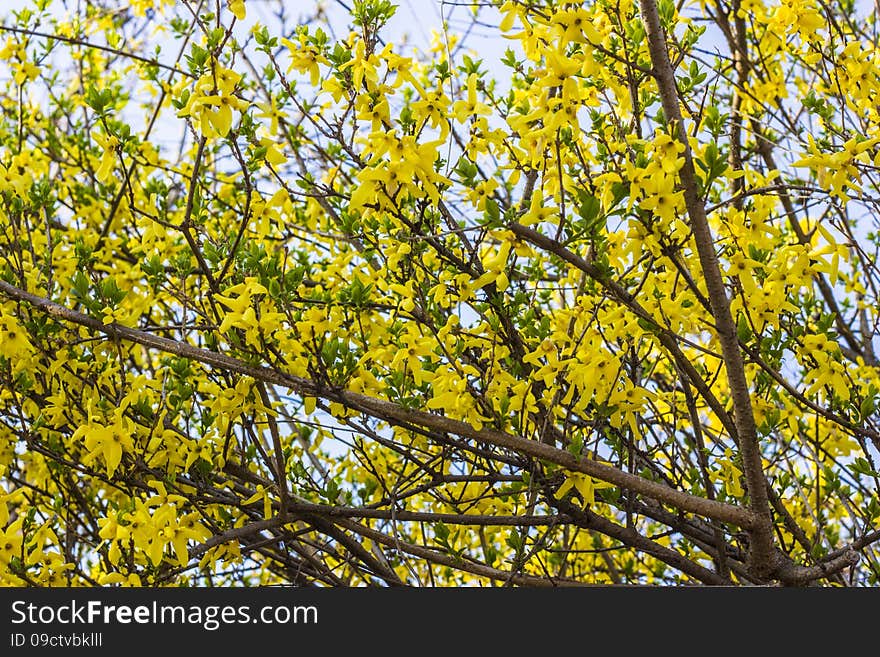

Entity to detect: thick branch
[332,515,587,587]
[0,279,757,529]
[552,496,731,585]
[637,0,775,578]
[771,549,860,587]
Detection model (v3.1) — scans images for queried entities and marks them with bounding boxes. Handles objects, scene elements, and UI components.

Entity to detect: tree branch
[637,0,775,578]
[0,279,757,529]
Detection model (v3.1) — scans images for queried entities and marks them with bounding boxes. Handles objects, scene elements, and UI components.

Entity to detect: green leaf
[737,313,752,342]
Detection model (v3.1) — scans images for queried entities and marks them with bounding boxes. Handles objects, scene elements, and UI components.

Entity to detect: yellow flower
[259,137,287,166]
[228,0,246,20]
[93,133,119,184]
[412,90,451,138]
[390,331,436,385]
[178,67,248,138]
[549,6,602,45]
[0,312,34,360]
[72,414,135,477]
[540,49,581,88]
[521,194,557,226]
[255,96,282,134]
[649,132,685,175]
[710,449,745,498]
[196,93,249,137]
[0,518,24,568]
[452,74,492,124]
[282,38,328,87]
[555,472,610,509]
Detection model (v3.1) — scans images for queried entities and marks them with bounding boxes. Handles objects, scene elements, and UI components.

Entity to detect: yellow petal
[104,441,123,477]
[210,104,233,137]
[555,478,574,500]
[229,0,246,20]
[172,535,189,566]
[147,538,165,566]
[96,151,115,183]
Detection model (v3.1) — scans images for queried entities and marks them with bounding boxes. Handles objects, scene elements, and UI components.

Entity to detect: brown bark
[637,0,776,578]
[0,279,757,529]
